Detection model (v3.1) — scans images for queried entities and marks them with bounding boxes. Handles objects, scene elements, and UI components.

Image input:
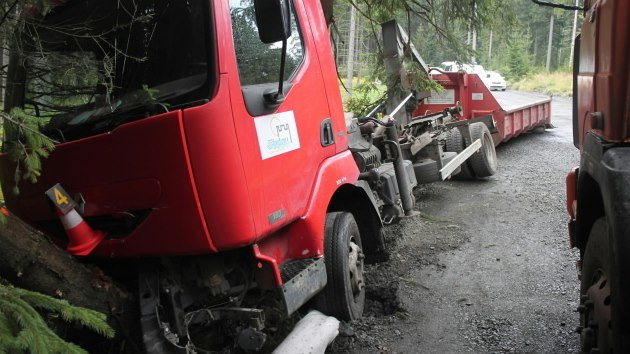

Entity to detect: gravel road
[330,93,582,354]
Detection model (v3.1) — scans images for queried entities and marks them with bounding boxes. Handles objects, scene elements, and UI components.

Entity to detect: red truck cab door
[229,0,338,240]
[215,0,345,248]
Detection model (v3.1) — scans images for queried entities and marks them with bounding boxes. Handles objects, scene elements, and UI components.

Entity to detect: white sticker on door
[254,111,301,160]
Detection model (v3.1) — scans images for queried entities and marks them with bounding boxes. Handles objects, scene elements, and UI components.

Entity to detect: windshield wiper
[43,101,169,142]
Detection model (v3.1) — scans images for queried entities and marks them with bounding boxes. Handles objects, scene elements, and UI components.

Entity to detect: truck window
[4,0,214,143]
[229,0,304,86]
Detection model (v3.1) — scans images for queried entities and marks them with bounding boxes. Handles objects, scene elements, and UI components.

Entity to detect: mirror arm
[275,38,288,102]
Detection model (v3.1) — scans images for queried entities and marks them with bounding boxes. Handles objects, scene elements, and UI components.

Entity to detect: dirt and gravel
[328,94,582,354]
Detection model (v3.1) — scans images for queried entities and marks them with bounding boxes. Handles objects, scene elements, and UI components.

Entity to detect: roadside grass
[511,71,572,96]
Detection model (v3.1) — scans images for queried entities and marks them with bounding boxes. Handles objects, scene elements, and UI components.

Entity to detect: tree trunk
[488,30,493,62]
[569,0,579,65]
[546,12,554,71]
[345,5,357,95]
[0,213,141,352]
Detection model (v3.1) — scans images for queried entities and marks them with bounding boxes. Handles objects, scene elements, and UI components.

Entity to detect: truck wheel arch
[328,182,386,264]
[575,169,604,254]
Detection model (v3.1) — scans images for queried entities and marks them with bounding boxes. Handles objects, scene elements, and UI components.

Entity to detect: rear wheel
[468,122,497,177]
[413,158,439,184]
[317,212,365,320]
[413,152,458,184]
[579,218,613,354]
[445,128,475,180]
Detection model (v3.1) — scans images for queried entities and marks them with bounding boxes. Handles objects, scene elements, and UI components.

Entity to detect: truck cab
[566,0,630,352]
[1,0,392,351]
[0,0,495,351]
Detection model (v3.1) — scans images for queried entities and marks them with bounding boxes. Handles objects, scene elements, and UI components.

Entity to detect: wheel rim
[483,133,497,171]
[347,237,364,299]
[581,269,612,353]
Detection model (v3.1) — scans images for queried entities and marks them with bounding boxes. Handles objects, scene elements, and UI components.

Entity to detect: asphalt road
[331,91,582,353]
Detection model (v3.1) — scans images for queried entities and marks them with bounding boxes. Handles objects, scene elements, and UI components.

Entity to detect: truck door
[227,0,337,239]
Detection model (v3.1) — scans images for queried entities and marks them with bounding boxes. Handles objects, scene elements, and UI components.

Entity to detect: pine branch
[0,283,115,354]
[0,111,59,144]
[1,108,58,189]
[16,290,114,338]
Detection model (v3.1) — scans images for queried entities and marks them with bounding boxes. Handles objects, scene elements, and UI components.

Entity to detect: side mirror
[254,0,291,44]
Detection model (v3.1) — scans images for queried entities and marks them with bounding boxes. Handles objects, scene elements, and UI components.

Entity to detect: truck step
[280,258,327,316]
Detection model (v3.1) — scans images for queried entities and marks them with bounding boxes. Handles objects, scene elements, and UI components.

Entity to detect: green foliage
[345,83,385,117]
[141,84,159,102]
[342,46,443,117]
[404,61,444,94]
[504,29,534,80]
[347,0,506,28]
[1,109,56,194]
[0,283,114,354]
[334,0,581,87]
[230,0,302,85]
[511,70,572,96]
[338,0,511,66]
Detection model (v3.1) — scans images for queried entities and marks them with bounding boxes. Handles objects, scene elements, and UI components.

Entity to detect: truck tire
[468,122,497,177]
[317,212,365,320]
[532,125,546,134]
[413,152,459,183]
[579,218,613,354]
[413,159,439,184]
[445,128,475,180]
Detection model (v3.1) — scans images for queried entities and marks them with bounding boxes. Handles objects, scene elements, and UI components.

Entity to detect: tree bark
[0,212,140,352]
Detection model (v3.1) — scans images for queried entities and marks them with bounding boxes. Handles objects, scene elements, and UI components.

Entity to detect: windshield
[4,0,213,142]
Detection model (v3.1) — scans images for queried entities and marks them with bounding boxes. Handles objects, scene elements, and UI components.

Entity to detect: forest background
[333,0,580,99]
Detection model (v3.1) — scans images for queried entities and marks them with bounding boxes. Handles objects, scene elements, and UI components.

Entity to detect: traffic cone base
[66,222,106,256]
[59,209,106,256]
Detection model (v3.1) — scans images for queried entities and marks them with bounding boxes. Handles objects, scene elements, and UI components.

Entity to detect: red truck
[1,0,496,352]
[565,0,630,352]
[0,0,496,352]
[415,71,552,147]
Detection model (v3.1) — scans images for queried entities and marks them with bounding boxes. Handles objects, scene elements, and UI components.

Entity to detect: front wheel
[316,212,365,320]
[579,218,613,353]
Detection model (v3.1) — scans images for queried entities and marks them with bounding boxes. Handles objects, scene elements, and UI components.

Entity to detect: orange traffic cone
[59,208,106,256]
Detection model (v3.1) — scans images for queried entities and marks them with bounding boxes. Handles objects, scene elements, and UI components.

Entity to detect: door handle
[320,118,335,147]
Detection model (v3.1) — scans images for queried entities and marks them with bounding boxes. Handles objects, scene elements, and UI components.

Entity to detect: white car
[482,71,507,91]
[440,61,486,75]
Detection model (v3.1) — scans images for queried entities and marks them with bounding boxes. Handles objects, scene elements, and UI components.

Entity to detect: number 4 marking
[54,188,69,206]
[45,183,76,213]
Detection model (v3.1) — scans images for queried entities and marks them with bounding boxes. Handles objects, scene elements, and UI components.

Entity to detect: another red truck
[565,0,630,352]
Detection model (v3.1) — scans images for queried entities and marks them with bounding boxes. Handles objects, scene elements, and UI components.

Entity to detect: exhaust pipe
[272,310,340,354]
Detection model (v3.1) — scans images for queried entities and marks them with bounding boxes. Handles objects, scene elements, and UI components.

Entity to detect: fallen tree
[0,212,140,352]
